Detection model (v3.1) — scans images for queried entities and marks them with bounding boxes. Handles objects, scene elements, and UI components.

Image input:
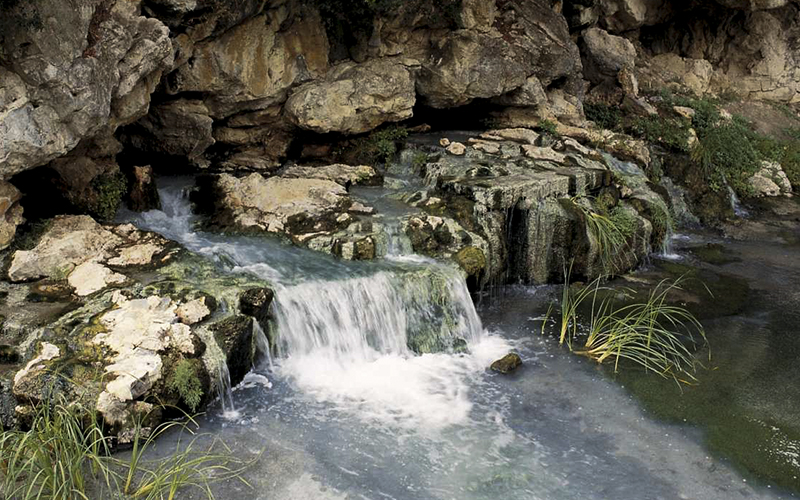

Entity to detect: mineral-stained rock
[8,216,123,282]
[582,28,637,84]
[126,165,161,212]
[281,164,382,187]
[167,5,329,118]
[490,352,523,374]
[0,181,24,250]
[285,58,415,135]
[0,0,173,179]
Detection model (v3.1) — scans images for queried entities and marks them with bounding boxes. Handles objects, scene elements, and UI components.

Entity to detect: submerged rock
[490,352,523,374]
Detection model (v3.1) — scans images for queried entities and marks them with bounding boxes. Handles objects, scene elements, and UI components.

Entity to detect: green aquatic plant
[537,119,560,137]
[566,198,628,276]
[551,276,708,383]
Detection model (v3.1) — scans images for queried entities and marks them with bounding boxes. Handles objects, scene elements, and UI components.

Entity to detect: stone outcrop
[194,169,380,260]
[0,0,173,179]
[285,58,416,135]
[1,214,272,433]
[0,181,24,250]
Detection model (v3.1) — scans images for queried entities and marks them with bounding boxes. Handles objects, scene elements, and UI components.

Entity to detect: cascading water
[120,177,508,429]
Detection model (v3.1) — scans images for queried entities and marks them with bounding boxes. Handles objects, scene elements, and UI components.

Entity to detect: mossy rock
[454,246,486,277]
[210,315,255,386]
[490,352,522,374]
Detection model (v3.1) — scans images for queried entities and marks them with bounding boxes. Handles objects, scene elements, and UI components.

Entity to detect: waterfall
[253,320,274,371]
[216,364,239,420]
[120,177,507,428]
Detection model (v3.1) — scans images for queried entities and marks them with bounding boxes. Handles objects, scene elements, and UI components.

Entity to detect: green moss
[453,246,486,277]
[167,359,203,412]
[88,171,127,222]
[608,206,638,240]
[537,119,559,137]
[411,151,430,171]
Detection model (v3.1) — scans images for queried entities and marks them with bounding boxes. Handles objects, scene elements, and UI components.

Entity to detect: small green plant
[167,359,204,412]
[537,119,559,137]
[347,125,409,166]
[567,198,628,276]
[629,115,691,152]
[411,151,430,171]
[690,119,761,195]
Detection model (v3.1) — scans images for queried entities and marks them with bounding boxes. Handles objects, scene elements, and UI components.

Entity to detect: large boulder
[0,181,24,250]
[581,28,637,85]
[0,0,173,179]
[285,58,416,135]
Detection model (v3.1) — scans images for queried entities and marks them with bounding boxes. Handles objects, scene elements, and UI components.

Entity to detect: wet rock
[446,142,467,156]
[126,166,161,212]
[12,342,61,403]
[210,315,255,385]
[480,128,539,145]
[286,59,415,135]
[490,352,523,374]
[239,287,274,327]
[0,379,17,429]
[195,173,379,259]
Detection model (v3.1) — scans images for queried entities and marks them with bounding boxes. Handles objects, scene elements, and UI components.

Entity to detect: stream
[119,178,800,500]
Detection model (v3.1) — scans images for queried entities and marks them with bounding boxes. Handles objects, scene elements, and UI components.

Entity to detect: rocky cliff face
[1,0,797,187]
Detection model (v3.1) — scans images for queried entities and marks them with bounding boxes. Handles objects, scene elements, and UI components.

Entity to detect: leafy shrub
[691,120,762,195]
[537,119,560,137]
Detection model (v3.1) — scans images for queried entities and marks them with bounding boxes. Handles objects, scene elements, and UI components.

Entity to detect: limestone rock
[281,164,382,187]
[490,352,523,374]
[0,181,24,250]
[523,146,568,164]
[176,298,212,325]
[285,59,415,135]
[447,142,467,156]
[68,261,126,296]
[480,128,540,145]
[167,6,329,118]
[8,216,123,282]
[120,100,215,162]
[597,0,672,32]
[582,28,637,84]
[0,0,173,179]
[749,161,793,197]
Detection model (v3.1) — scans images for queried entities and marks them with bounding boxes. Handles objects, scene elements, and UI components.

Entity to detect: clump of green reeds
[0,394,254,500]
[548,270,709,383]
